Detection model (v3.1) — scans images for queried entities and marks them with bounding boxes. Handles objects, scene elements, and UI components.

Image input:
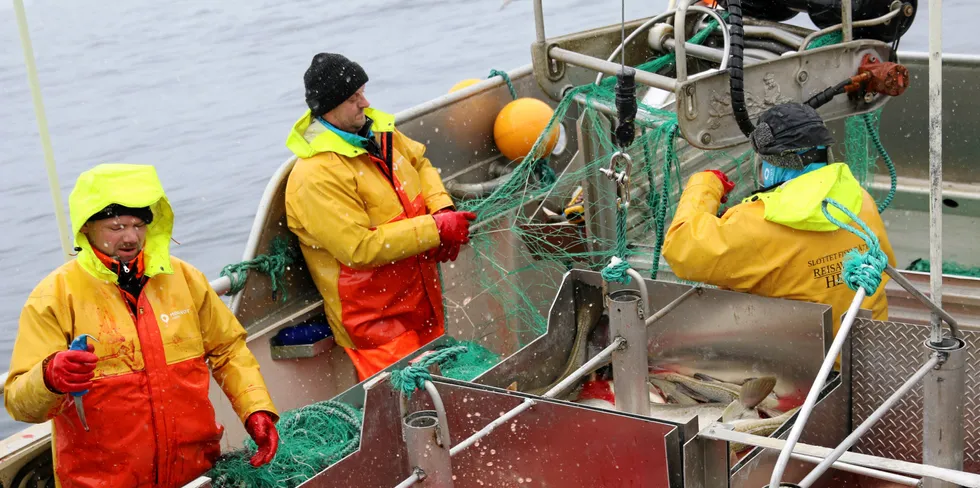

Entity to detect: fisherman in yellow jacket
[5,164,279,487]
[285,53,475,381]
[662,103,897,335]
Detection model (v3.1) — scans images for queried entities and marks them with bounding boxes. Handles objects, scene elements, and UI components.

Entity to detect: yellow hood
[746,163,864,232]
[68,163,174,282]
[285,107,395,159]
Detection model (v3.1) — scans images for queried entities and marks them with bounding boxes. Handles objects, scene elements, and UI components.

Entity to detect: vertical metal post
[923,339,966,488]
[607,289,648,416]
[533,0,546,43]
[922,2,961,485]
[841,0,854,42]
[13,0,71,262]
[927,0,944,346]
[403,410,455,487]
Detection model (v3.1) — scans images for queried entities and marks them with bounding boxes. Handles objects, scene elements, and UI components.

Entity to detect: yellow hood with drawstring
[68,163,174,282]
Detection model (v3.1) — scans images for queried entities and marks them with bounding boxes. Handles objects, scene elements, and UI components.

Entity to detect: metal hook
[599,151,633,208]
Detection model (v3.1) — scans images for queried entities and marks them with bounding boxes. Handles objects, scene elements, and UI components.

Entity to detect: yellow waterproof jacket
[285,108,454,349]
[4,164,277,488]
[662,163,896,335]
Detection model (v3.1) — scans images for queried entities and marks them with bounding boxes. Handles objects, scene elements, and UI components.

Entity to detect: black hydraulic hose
[726,0,755,137]
[806,78,851,109]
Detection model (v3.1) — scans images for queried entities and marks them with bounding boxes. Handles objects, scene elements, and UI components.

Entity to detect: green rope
[389,338,501,396]
[907,259,980,278]
[863,113,897,213]
[533,159,558,185]
[208,400,362,488]
[488,69,518,100]
[821,198,888,294]
[219,236,298,301]
[601,256,633,284]
[651,125,680,279]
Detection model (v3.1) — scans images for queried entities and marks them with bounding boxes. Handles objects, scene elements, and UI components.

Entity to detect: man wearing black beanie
[285,53,476,381]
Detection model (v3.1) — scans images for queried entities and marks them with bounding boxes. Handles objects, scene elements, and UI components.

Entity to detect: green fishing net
[209,22,895,488]
[906,259,980,278]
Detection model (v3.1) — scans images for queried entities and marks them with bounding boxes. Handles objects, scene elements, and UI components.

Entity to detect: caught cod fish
[655,371,783,411]
[647,377,777,430]
[649,377,702,405]
[728,407,801,453]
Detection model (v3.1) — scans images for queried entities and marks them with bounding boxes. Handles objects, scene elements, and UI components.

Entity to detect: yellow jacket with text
[662,163,897,334]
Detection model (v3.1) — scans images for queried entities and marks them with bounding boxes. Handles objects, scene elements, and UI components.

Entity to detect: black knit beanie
[304,53,369,117]
[86,204,154,224]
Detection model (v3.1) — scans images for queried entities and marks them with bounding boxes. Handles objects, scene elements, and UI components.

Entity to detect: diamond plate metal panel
[851,319,980,469]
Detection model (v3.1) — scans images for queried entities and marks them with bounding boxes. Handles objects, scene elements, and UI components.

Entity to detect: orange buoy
[449,78,482,93]
[493,98,559,161]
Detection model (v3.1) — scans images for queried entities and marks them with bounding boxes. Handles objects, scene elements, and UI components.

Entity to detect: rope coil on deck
[208,400,363,488]
[821,198,889,294]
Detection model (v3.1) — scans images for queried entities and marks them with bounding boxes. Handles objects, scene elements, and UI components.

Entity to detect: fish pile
[573,370,799,454]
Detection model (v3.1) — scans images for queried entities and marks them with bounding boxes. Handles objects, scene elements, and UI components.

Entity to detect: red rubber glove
[432,241,462,263]
[429,209,459,263]
[245,411,279,467]
[433,211,477,246]
[43,344,97,394]
[705,170,736,203]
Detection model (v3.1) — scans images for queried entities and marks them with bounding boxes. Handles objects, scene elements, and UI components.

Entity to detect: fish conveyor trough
[263,269,918,487]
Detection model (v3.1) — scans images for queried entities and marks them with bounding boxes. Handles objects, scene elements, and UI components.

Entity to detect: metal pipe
[624,268,650,317]
[449,337,625,456]
[923,339,967,488]
[645,286,699,327]
[791,453,921,486]
[701,22,805,49]
[598,5,732,84]
[540,336,626,399]
[605,9,676,87]
[743,48,781,61]
[550,47,678,92]
[210,275,232,296]
[927,0,944,347]
[797,354,942,487]
[842,0,854,42]
[450,398,533,456]
[702,426,980,486]
[393,472,422,488]
[533,0,545,43]
[662,39,737,64]
[884,265,960,338]
[798,8,902,50]
[403,409,454,487]
[768,287,867,488]
[14,0,72,262]
[422,381,453,447]
[608,289,648,416]
[445,173,514,199]
[673,0,690,83]
[743,17,815,38]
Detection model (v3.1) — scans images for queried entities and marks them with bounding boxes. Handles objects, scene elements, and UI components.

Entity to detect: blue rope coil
[821,198,888,294]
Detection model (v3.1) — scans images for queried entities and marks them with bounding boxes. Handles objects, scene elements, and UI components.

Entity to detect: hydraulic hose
[726,0,756,136]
